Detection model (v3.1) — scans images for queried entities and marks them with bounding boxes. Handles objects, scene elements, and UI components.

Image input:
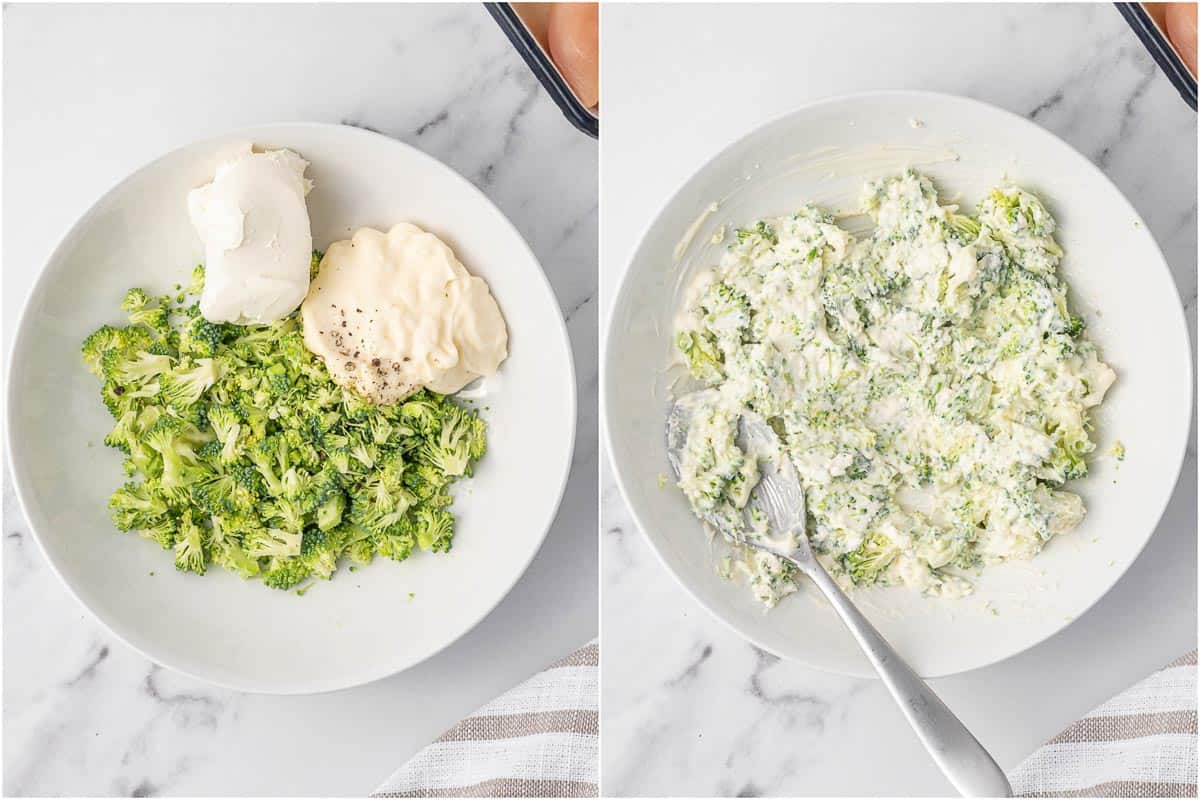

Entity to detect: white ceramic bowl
[604,91,1192,678]
[7,123,576,693]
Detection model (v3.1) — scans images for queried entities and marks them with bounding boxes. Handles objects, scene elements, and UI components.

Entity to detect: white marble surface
[3,4,596,796]
[600,4,1196,797]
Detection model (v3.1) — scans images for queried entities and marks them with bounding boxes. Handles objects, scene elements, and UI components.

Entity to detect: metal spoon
[667,389,1013,798]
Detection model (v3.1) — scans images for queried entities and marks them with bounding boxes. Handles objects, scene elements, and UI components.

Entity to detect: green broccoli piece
[173,511,208,575]
[398,395,443,436]
[105,350,173,387]
[415,506,454,553]
[179,316,227,358]
[85,271,486,592]
[947,213,981,244]
[346,539,375,564]
[143,417,204,489]
[205,405,242,462]
[299,527,342,580]
[159,358,221,408]
[108,482,169,530]
[420,406,484,478]
[244,527,302,559]
[377,530,415,562]
[1063,315,1085,338]
[211,538,261,579]
[842,533,899,585]
[81,326,127,376]
[120,288,152,314]
[124,292,171,335]
[316,490,346,531]
[261,556,311,590]
[187,264,206,296]
[676,330,724,383]
[138,517,177,550]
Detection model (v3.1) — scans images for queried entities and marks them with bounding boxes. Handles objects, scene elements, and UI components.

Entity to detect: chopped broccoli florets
[83,269,487,592]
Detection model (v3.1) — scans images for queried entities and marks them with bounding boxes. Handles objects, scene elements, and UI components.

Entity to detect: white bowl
[604,91,1192,678]
[7,123,576,694]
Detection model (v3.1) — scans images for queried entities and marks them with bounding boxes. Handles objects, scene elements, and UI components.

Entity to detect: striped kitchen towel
[1010,651,1197,797]
[372,641,598,798]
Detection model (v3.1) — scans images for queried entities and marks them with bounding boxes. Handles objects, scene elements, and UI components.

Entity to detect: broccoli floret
[298,527,342,580]
[144,417,204,489]
[398,395,443,436]
[842,533,899,585]
[211,538,260,579]
[246,437,286,496]
[187,264,206,296]
[676,330,724,382]
[126,299,171,335]
[947,213,981,244]
[105,350,173,387]
[103,410,140,453]
[316,490,346,531]
[420,406,484,478]
[244,527,302,559]
[377,530,415,562]
[179,316,227,358]
[264,498,307,532]
[261,557,311,590]
[173,511,208,575]
[81,326,126,376]
[415,506,454,553]
[120,288,152,315]
[735,220,778,246]
[159,358,221,408]
[193,472,258,515]
[138,517,177,550]
[346,539,375,564]
[85,273,486,591]
[108,482,169,530]
[205,405,242,462]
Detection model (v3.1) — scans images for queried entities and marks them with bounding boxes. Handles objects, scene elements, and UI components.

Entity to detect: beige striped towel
[373,641,598,798]
[1010,651,1197,798]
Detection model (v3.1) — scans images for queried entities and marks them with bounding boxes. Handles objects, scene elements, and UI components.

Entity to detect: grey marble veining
[3,4,596,796]
[600,4,1196,796]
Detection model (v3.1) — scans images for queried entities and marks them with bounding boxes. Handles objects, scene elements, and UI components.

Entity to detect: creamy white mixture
[302,223,508,404]
[189,146,314,324]
[674,171,1114,606]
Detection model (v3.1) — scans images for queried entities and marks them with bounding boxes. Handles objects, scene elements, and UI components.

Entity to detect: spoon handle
[798,561,1013,798]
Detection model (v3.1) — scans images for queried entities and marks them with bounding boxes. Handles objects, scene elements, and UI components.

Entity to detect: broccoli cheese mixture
[674,170,1114,607]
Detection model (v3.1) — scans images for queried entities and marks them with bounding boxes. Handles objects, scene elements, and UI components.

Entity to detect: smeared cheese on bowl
[301,223,508,404]
[673,170,1115,607]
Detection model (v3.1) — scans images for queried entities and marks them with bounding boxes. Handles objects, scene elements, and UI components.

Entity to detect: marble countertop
[600,4,1196,796]
[3,4,596,796]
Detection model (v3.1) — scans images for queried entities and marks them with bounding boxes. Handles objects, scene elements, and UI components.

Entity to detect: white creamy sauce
[673,202,720,262]
[188,145,313,324]
[674,170,1114,607]
[301,223,508,405]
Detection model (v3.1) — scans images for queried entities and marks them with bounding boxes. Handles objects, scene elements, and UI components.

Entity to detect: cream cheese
[188,145,313,324]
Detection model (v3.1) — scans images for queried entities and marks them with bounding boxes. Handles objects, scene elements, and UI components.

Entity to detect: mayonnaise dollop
[301,223,508,404]
[188,145,313,324]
